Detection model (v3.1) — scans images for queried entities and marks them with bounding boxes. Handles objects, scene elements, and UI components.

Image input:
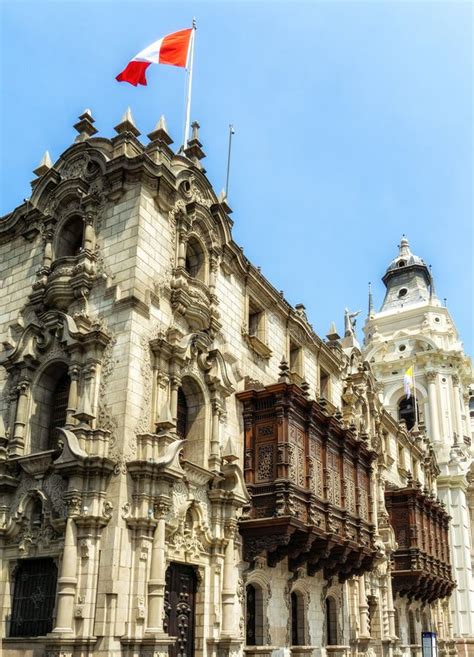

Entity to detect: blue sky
[1,1,472,354]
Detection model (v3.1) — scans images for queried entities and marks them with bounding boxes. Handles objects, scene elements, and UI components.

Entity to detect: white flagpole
[183,19,196,150]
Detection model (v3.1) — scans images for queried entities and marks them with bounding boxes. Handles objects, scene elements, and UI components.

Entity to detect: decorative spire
[147,114,173,145]
[368,281,374,316]
[399,234,411,257]
[114,107,140,137]
[326,321,340,341]
[184,120,206,167]
[278,357,291,383]
[33,151,53,178]
[74,109,98,142]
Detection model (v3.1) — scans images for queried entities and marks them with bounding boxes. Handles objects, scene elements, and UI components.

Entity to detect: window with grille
[10,558,57,637]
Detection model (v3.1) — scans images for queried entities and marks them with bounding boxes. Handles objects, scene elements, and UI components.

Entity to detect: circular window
[442,377,446,383]
[398,260,406,267]
[398,288,408,298]
[399,345,406,352]
[435,317,440,323]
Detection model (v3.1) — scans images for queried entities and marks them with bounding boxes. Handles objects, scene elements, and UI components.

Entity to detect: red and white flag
[116,29,193,86]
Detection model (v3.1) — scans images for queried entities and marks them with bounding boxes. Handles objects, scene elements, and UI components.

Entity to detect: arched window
[398,397,418,431]
[408,609,417,644]
[177,387,188,439]
[291,591,306,646]
[246,583,265,646]
[326,597,338,645]
[56,215,84,259]
[185,236,206,282]
[176,378,207,466]
[30,363,70,452]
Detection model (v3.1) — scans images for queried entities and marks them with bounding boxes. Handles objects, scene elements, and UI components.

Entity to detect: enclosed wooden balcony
[236,381,376,579]
[385,483,455,602]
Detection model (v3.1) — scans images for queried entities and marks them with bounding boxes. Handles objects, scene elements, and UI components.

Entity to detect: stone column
[209,399,222,471]
[221,520,237,637]
[169,375,180,423]
[66,366,80,426]
[10,379,30,455]
[83,212,96,251]
[451,375,464,442]
[209,252,219,295]
[146,499,170,634]
[426,371,441,443]
[358,574,370,637]
[177,230,187,269]
[52,514,78,634]
[43,229,54,268]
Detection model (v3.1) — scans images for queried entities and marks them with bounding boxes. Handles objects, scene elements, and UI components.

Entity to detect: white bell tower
[364,236,474,652]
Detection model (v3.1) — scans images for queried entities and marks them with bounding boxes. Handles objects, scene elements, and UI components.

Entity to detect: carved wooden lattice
[256,443,274,482]
[309,438,324,497]
[327,449,341,507]
[344,458,356,514]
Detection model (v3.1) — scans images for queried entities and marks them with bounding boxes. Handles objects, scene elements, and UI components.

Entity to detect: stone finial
[295,304,308,321]
[278,357,291,383]
[326,321,340,341]
[223,437,239,463]
[114,107,140,137]
[74,109,98,142]
[156,401,176,431]
[147,114,173,145]
[300,380,310,399]
[368,281,374,315]
[184,119,206,166]
[33,151,53,178]
[217,188,233,215]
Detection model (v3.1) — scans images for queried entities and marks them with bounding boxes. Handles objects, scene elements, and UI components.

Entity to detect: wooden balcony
[385,483,455,602]
[236,382,376,579]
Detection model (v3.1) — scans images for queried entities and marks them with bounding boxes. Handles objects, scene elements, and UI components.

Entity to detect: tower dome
[380,236,435,312]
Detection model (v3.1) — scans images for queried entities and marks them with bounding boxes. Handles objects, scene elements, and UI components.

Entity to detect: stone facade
[0,111,460,657]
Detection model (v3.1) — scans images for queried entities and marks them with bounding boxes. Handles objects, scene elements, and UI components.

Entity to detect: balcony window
[55,215,84,258]
[176,378,207,466]
[185,236,206,282]
[9,558,57,637]
[30,363,70,452]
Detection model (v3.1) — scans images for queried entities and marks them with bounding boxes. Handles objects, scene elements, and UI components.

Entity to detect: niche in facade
[29,362,70,452]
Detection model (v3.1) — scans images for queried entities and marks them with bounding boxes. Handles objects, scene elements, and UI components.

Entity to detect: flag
[116,29,193,86]
[403,366,414,399]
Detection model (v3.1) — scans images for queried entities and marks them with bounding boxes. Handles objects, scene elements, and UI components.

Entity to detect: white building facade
[364,237,474,657]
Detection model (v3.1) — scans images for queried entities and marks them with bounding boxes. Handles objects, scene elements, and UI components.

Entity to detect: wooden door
[163,563,197,657]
